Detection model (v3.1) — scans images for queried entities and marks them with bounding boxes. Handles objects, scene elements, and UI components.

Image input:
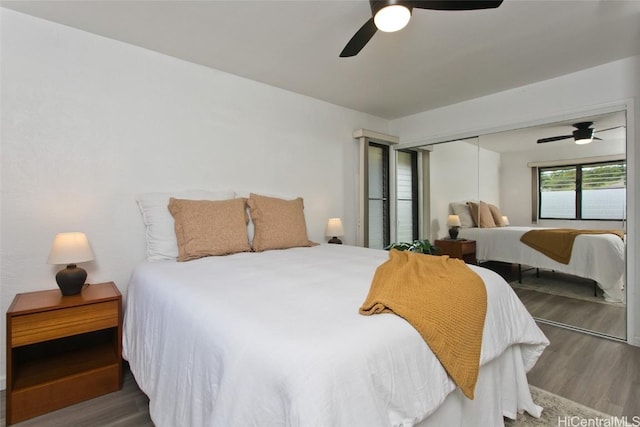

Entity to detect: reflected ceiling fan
[340,0,504,58]
[536,122,624,145]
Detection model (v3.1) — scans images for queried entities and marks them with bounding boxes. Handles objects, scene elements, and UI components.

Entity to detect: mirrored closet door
[403,110,627,340]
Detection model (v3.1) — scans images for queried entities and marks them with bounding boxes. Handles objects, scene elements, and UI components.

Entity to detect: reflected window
[368,143,390,248]
[539,160,626,220]
[397,150,418,242]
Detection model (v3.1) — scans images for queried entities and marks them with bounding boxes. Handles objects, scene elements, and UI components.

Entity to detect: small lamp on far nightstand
[446,215,461,240]
[47,232,95,296]
[326,218,345,244]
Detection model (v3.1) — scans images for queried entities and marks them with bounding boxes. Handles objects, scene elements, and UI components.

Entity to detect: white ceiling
[2,0,640,120]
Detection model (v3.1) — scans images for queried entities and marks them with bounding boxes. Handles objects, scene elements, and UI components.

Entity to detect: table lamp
[446,215,461,240]
[47,232,95,296]
[326,218,345,244]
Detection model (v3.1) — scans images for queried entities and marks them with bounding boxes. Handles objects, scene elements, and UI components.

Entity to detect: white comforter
[123,244,548,427]
[459,226,625,302]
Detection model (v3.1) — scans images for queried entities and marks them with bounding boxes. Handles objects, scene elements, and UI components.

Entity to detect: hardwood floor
[514,287,626,338]
[528,322,640,418]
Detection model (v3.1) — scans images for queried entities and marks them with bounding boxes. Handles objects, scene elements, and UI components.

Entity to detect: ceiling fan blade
[594,125,625,134]
[593,137,603,141]
[340,18,377,58]
[411,0,503,11]
[537,135,572,144]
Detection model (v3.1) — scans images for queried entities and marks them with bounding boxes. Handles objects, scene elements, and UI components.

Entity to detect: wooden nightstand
[5,282,122,425]
[435,239,477,264]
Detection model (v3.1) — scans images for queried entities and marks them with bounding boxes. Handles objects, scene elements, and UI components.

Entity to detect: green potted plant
[384,239,438,255]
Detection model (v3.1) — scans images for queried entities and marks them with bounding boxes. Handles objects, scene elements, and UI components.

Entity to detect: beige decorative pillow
[488,204,506,227]
[247,193,314,251]
[467,201,496,228]
[168,197,251,261]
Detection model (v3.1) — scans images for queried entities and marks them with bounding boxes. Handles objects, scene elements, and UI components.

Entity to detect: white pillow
[136,190,235,261]
[450,202,475,228]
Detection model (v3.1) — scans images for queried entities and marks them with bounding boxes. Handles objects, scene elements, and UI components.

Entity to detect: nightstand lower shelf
[12,331,119,389]
[11,363,121,424]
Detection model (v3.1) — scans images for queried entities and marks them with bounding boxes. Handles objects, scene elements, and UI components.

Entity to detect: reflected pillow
[467,201,497,228]
[450,202,476,228]
[169,197,251,261]
[247,193,314,251]
[488,204,506,227]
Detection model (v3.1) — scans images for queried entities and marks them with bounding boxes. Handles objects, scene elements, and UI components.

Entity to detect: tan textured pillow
[467,201,496,228]
[248,193,313,251]
[488,204,506,227]
[169,197,251,261]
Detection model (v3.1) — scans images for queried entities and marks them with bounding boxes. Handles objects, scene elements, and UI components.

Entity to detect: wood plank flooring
[514,287,626,338]
[528,322,640,418]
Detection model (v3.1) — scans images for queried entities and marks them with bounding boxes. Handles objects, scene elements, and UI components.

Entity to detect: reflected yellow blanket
[520,229,624,265]
[359,250,487,399]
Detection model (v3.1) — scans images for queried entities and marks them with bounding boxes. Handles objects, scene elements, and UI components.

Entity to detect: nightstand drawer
[435,239,477,264]
[11,300,119,347]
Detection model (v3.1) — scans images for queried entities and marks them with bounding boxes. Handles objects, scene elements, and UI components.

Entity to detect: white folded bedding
[123,244,548,426]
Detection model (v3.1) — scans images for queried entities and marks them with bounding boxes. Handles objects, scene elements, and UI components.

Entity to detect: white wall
[390,56,640,346]
[428,140,500,241]
[479,147,501,207]
[0,9,389,386]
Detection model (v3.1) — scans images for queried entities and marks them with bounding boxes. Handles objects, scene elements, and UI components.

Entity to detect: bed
[458,226,625,302]
[123,242,549,427]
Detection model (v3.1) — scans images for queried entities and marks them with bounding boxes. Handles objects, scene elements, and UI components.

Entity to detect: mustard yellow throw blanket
[359,250,487,399]
[520,229,624,265]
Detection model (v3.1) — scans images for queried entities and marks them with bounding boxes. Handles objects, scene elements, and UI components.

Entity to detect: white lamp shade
[47,232,95,265]
[502,215,510,226]
[374,4,411,32]
[446,215,462,227]
[325,218,345,237]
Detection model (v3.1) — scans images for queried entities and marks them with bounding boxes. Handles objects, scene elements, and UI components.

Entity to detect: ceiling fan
[340,0,504,58]
[536,122,624,145]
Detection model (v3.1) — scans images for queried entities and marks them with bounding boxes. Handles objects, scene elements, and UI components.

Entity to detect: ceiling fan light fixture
[374,4,411,32]
[573,127,594,145]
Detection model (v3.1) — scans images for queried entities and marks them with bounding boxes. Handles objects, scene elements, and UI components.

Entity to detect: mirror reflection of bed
[424,110,627,340]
